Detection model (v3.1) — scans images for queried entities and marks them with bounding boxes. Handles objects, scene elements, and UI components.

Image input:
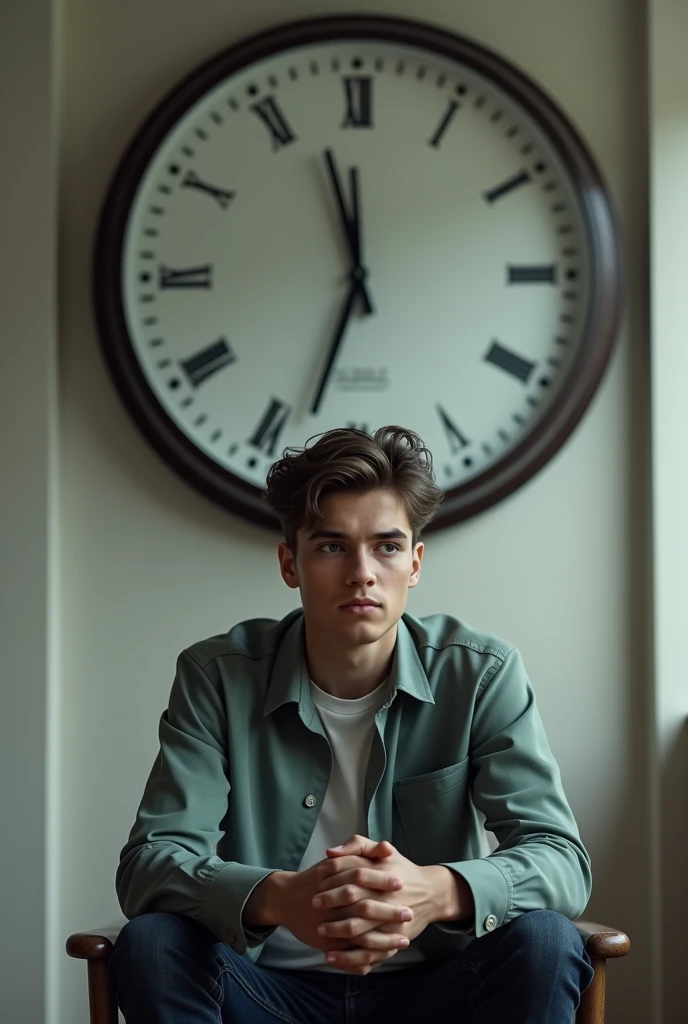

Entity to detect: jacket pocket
[393,757,470,863]
[393,757,470,802]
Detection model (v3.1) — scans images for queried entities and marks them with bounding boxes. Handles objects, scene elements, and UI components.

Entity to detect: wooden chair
[66,917,629,1023]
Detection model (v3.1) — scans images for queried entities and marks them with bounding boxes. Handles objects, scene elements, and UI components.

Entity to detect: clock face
[96,16,621,529]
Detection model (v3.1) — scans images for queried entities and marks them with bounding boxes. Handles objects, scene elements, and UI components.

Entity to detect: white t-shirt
[257,678,426,972]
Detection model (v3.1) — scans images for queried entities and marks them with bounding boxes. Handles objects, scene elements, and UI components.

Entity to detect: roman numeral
[341,76,373,128]
[436,404,470,453]
[483,170,531,204]
[181,171,235,209]
[507,264,557,284]
[159,264,212,289]
[248,398,291,456]
[180,337,236,388]
[428,100,460,149]
[250,97,296,151]
[484,341,536,383]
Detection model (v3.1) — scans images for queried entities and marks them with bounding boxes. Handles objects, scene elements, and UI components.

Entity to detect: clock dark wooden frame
[94,14,623,532]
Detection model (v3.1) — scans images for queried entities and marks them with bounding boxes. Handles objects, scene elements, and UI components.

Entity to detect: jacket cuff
[437,858,511,938]
[202,862,279,952]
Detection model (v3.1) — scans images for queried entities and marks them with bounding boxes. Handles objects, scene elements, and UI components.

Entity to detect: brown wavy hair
[263,426,444,549]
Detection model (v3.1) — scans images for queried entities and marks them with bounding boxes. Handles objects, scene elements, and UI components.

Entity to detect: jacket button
[484,915,497,932]
[304,794,317,808]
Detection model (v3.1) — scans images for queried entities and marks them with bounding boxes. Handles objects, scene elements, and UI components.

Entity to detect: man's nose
[344,550,376,586]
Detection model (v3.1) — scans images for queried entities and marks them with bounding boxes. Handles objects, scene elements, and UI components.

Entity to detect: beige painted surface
[53,1,650,1021]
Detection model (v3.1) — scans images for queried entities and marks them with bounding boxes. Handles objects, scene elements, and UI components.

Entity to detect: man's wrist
[423,865,475,924]
[243,870,293,929]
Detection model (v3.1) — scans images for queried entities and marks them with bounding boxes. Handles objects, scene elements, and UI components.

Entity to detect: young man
[109,426,594,1023]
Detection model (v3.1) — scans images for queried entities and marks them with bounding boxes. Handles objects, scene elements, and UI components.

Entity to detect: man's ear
[408,541,424,589]
[278,542,300,590]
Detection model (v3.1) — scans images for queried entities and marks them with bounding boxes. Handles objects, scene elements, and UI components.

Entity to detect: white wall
[0,3,59,1023]
[649,2,688,1021]
[0,1,660,1022]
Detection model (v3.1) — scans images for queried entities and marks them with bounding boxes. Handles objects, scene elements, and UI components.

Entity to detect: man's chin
[337,614,393,642]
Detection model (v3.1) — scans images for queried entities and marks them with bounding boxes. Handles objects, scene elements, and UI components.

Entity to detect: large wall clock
[94,14,622,531]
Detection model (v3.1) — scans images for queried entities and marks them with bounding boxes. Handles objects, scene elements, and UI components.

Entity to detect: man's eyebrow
[306,528,409,541]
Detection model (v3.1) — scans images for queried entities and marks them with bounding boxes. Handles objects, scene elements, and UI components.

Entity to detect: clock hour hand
[323,149,375,315]
[310,275,365,415]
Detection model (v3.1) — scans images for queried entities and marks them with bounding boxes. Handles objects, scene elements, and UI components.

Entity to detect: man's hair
[263,426,444,549]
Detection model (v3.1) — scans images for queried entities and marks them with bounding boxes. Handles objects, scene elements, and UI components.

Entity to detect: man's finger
[317,857,400,883]
[332,949,399,976]
[320,919,410,947]
[315,886,412,915]
[326,939,407,966]
[314,868,402,899]
[326,836,395,859]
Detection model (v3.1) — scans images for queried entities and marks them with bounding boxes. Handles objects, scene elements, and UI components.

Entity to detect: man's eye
[321,543,342,553]
[379,543,399,554]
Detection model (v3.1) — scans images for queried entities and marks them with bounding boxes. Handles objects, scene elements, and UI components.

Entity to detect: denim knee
[501,910,585,976]
[109,911,213,986]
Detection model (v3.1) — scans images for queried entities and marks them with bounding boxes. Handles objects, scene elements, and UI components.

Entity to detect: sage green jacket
[116,610,591,963]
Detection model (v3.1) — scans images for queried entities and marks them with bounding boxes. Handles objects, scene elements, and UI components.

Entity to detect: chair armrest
[66,919,630,963]
[574,919,630,959]
[66,923,123,961]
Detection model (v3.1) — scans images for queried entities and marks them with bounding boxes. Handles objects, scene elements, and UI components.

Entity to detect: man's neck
[304,621,398,700]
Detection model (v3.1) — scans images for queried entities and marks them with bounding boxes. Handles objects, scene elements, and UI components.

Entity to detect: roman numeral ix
[180,338,236,388]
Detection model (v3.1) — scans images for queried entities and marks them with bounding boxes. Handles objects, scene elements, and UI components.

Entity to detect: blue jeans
[109,909,593,1023]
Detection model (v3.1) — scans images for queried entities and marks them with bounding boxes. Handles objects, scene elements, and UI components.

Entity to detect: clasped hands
[298,835,441,975]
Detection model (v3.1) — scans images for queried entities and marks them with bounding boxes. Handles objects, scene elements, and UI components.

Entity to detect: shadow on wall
[660,718,688,1023]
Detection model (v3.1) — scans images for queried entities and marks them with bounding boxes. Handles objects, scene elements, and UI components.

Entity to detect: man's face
[278,488,423,646]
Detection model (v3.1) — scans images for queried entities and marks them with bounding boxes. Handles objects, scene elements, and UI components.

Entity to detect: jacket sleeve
[116,649,279,953]
[437,646,592,939]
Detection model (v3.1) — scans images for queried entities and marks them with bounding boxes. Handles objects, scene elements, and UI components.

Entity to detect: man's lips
[340,599,381,608]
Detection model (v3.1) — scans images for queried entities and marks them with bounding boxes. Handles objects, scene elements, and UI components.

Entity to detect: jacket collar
[263,611,435,716]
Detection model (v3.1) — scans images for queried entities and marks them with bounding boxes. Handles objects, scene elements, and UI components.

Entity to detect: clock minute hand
[323,149,374,315]
[310,276,364,416]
